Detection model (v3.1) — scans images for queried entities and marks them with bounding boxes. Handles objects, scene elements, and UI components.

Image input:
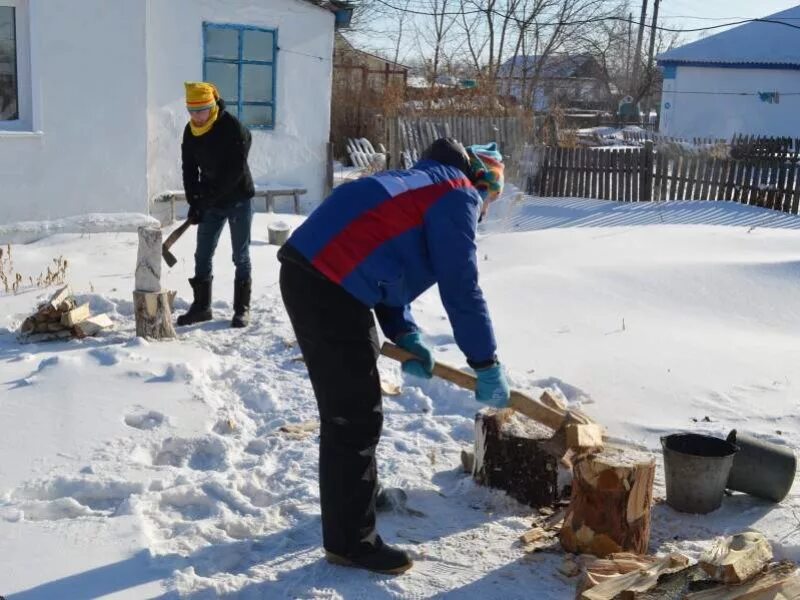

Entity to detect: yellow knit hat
[185,81,219,112]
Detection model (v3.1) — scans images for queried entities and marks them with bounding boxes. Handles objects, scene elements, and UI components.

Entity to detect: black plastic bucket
[661,433,738,514]
[726,430,796,503]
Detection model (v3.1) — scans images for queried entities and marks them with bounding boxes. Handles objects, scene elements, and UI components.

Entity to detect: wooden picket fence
[730,134,800,160]
[622,130,727,147]
[385,116,528,169]
[531,145,800,213]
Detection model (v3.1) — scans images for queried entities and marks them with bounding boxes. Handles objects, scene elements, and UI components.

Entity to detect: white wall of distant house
[146,0,335,213]
[0,0,149,224]
[660,66,800,139]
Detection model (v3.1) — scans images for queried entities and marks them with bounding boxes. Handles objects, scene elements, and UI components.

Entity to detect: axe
[162,219,193,267]
[380,342,602,458]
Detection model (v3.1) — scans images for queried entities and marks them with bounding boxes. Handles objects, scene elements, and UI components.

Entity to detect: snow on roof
[497,54,596,79]
[658,5,800,67]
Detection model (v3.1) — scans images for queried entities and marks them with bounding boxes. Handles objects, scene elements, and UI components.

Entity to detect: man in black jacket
[178,81,255,328]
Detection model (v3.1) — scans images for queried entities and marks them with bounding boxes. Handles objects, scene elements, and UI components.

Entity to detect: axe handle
[380,342,567,431]
[163,219,192,252]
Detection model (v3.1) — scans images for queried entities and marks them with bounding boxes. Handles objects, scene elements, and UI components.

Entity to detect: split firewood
[561,444,656,558]
[566,424,606,450]
[579,553,691,600]
[578,552,661,592]
[22,330,74,343]
[541,390,568,411]
[61,303,91,327]
[699,532,773,584]
[73,314,113,338]
[42,285,72,312]
[520,507,567,553]
[686,562,800,600]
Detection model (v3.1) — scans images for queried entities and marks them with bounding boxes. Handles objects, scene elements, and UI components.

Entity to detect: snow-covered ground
[2,196,800,599]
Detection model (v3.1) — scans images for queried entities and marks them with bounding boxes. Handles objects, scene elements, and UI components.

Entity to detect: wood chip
[580,554,691,600]
[381,380,402,396]
[278,421,318,439]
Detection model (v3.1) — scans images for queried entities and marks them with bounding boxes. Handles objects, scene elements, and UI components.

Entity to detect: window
[203,23,277,130]
[0,6,18,121]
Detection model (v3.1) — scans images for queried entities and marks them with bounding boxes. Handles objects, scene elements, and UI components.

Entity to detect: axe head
[162,246,178,268]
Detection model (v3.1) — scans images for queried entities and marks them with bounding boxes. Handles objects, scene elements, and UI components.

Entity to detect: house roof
[498,54,596,79]
[658,5,800,67]
[302,0,351,13]
[335,33,411,70]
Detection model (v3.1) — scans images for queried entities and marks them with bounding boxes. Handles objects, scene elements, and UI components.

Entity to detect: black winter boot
[231,278,251,328]
[325,538,413,575]
[176,277,213,326]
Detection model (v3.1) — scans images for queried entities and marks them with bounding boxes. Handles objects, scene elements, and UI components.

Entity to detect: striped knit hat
[184,81,219,112]
[467,143,504,199]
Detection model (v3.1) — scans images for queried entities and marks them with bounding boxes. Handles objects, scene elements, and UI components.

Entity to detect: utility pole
[645,0,661,121]
[646,0,661,73]
[626,12,633,89]
[631,0,648,95]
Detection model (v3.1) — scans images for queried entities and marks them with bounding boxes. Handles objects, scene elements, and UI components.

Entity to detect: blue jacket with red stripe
[286,159,497,363]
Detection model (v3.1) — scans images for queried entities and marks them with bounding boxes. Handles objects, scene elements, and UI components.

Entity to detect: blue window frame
[203,22,277,130]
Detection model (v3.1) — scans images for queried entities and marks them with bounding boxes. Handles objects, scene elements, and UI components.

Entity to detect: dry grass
[0,244,69,294]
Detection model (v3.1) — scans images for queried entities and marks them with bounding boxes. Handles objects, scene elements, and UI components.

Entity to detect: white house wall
[146,0,335,212]
[660,66,800,139]
[0,0,148,224]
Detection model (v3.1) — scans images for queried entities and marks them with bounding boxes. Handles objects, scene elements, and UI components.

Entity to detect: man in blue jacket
[277,138,510,575]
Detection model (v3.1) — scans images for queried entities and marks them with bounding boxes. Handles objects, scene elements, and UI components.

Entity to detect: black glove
[187,205,203,225]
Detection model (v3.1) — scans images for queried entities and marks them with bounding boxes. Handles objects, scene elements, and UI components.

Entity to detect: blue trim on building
[662,64,677,79]
[202,22,278,130]
[658,59,800,72]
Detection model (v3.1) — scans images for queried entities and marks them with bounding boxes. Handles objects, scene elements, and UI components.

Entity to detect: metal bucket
[661,433,738,514]
[268,221,291,246]
[726,430,796,503]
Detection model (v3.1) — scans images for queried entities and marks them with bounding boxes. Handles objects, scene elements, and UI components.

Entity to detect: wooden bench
[153,185,307,224]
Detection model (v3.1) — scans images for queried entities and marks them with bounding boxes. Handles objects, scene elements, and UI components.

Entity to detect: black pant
[278,247,382,556]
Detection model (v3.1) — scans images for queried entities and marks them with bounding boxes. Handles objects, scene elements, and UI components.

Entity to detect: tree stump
[133,291,176,339]
[133,226,175,340]
[560,445,656,558]
[473,408,563,508]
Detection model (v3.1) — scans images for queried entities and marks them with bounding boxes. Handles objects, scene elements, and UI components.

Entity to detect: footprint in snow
[124,410,165,431]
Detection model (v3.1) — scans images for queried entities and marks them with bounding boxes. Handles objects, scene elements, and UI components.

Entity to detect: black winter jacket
[181,104,255,210]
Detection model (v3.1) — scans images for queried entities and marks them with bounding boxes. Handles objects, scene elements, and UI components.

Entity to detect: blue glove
[475,364,511,408]
[397,332,434,379]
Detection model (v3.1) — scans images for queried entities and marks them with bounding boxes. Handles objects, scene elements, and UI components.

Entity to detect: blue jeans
[194,199,253,281]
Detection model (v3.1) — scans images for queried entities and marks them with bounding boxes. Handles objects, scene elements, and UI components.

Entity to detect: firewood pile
[18,285,113,342]
[556,530,800,599]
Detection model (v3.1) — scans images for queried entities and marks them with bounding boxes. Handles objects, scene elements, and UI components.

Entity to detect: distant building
[657,5,800,139]
[497,54,610,111]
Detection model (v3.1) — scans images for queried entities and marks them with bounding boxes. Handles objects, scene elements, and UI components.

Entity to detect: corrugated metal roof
[658,5,800,67]
[498,54,595,79]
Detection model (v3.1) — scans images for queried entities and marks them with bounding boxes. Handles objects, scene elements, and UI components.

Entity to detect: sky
[660,0,799,39]
[348,0,800,64]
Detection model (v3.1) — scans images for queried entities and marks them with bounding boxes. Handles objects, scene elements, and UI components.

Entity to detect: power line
[371,0,800,34]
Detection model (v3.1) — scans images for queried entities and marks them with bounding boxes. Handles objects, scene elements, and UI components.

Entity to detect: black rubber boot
[325,538,413,575]
[231,278,251,328]
[176,277,213,326]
